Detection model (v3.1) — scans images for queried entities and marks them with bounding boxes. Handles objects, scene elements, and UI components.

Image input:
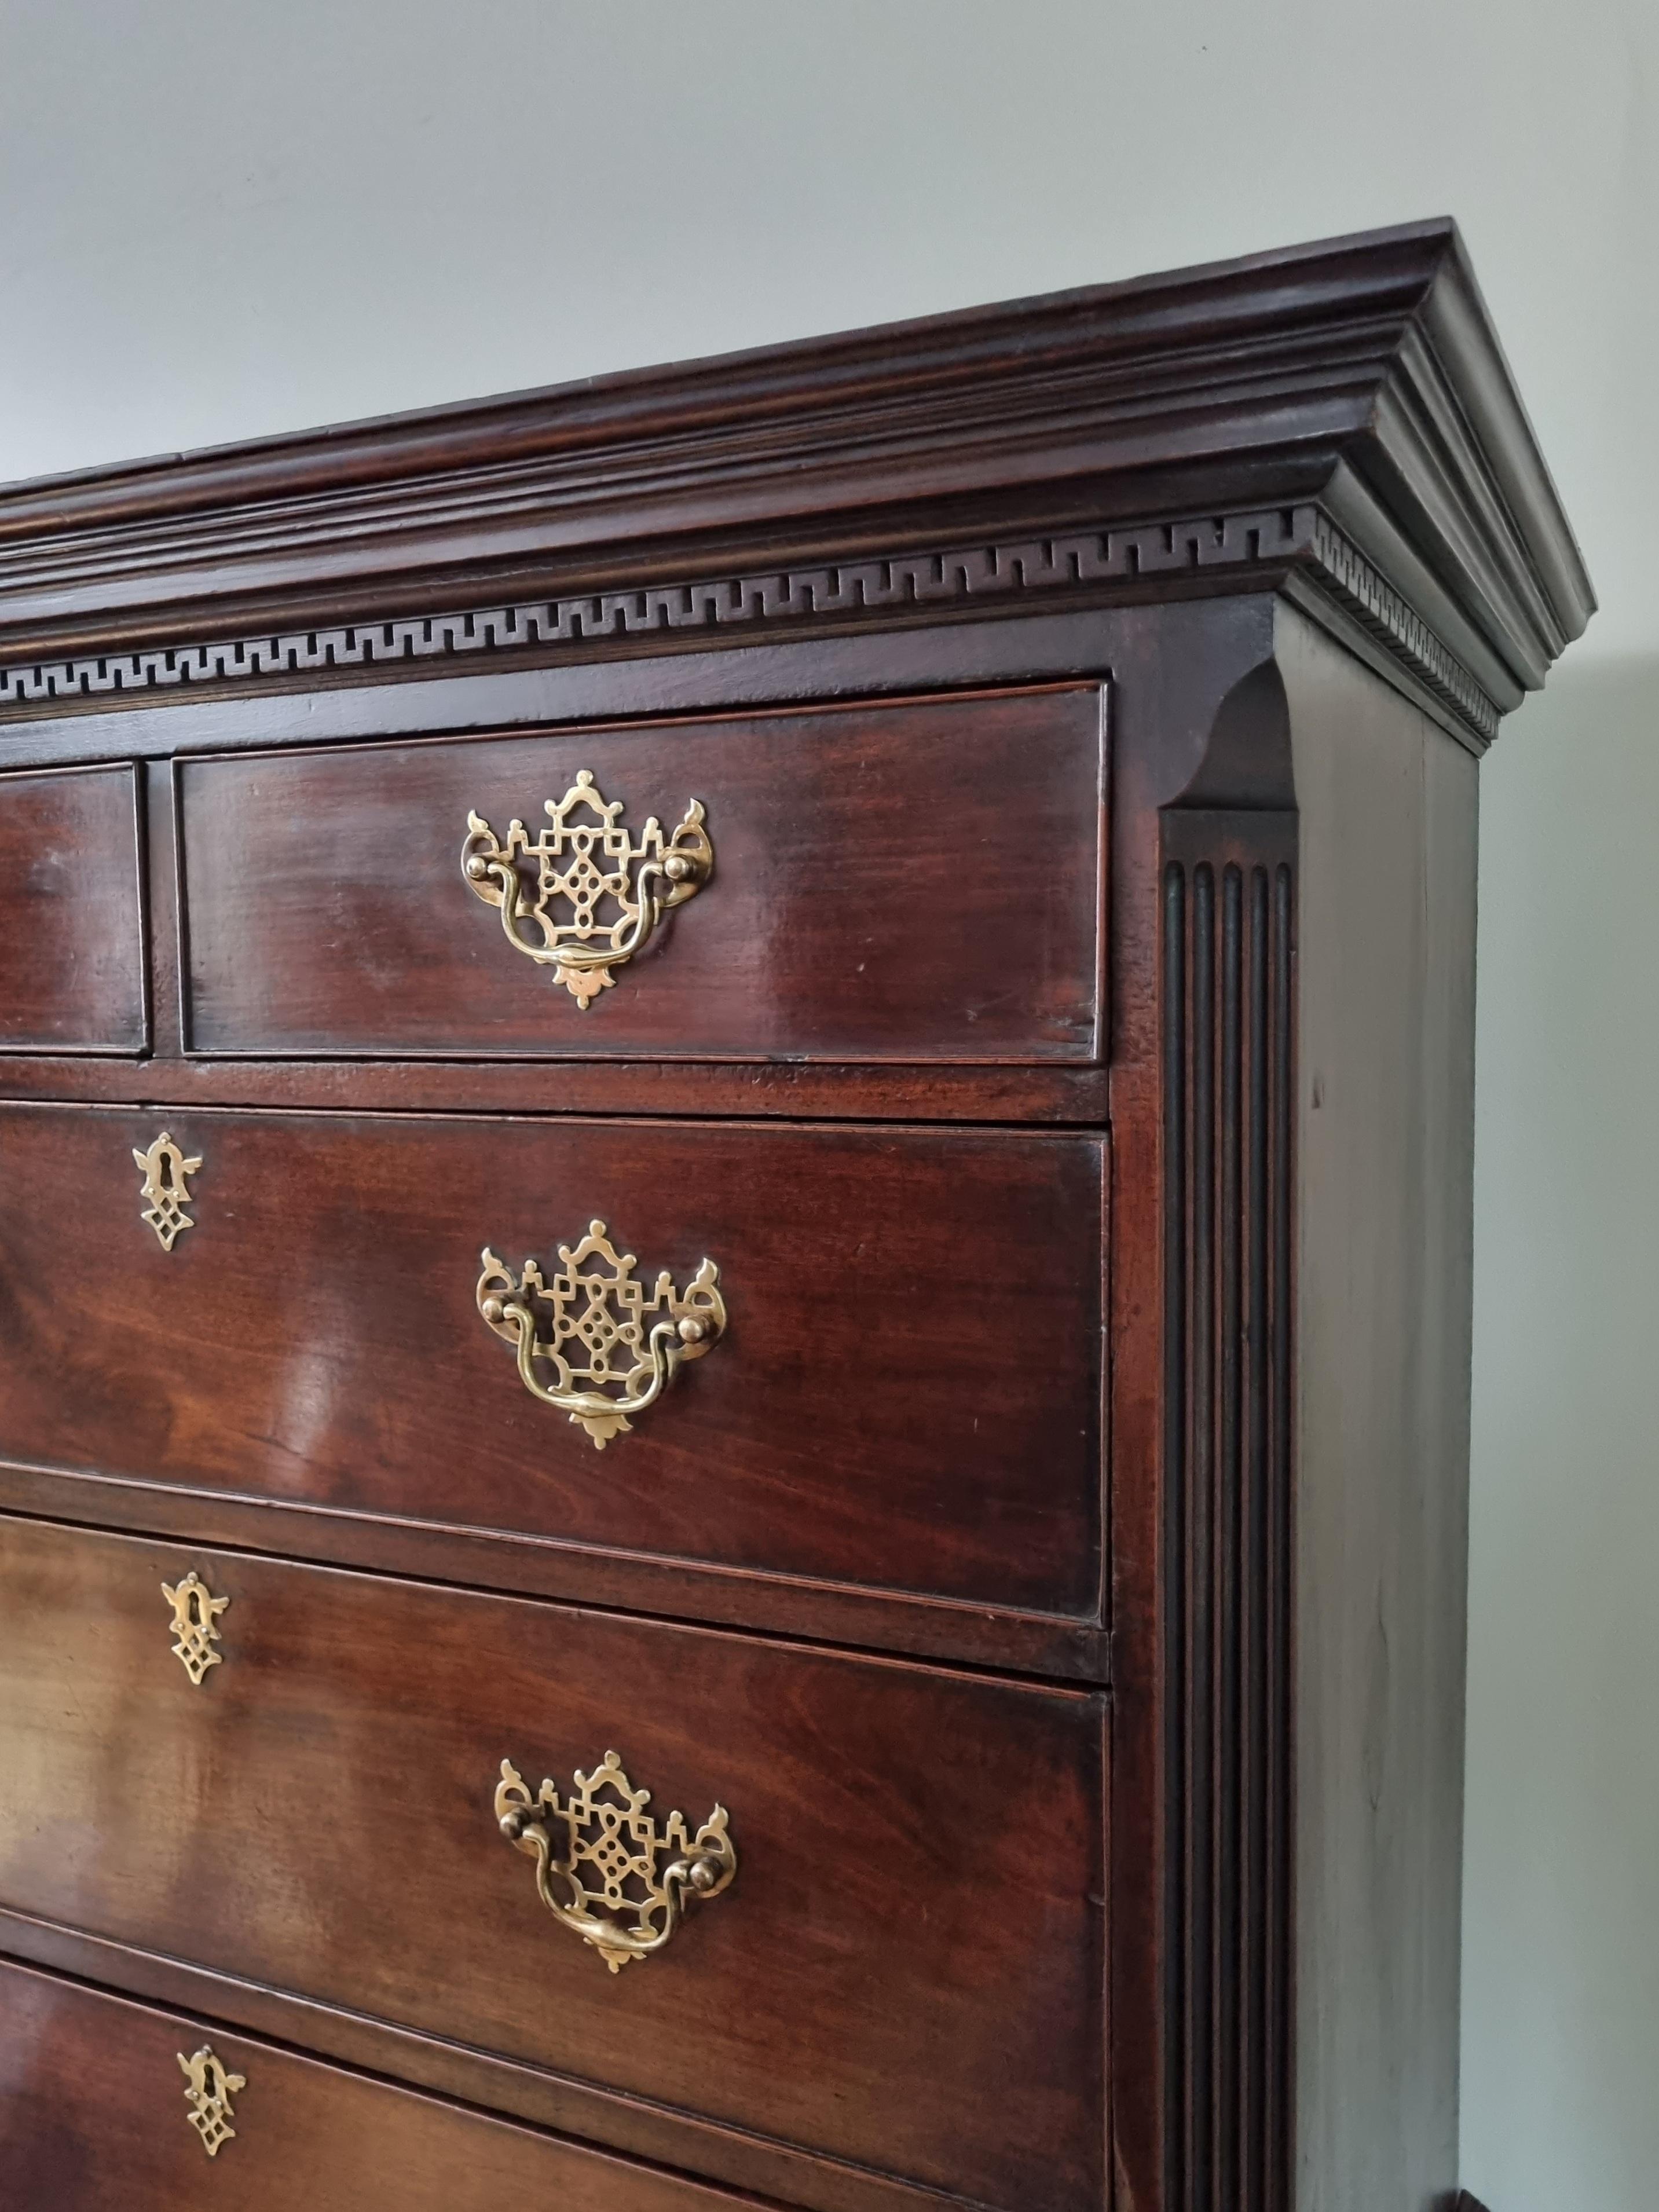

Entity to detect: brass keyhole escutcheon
[133,1131,202,1250]
[163,1571,229,1686]
[179,2046,245,2158]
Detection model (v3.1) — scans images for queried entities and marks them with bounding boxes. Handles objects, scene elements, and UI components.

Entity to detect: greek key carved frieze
[0,506,1500,742]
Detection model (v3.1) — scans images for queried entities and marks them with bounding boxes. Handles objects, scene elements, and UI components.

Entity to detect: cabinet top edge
[0,219,1591,708]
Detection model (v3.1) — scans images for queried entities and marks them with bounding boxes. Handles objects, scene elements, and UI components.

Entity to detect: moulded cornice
[0,219,1591,731]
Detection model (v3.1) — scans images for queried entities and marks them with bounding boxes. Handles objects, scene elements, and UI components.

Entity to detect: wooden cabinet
[0,222,1591,2212]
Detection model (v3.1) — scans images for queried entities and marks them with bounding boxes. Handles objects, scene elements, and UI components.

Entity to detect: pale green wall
[2,5,1653,2202]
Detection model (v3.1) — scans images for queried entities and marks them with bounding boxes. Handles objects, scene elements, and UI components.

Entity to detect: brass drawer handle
[462,770,712,1007]
[495,1749,736,1973]
[477,1219,724,1448]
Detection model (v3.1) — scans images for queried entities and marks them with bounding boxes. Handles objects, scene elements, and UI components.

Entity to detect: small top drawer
[0,763,147,1053]
[177,684,1105,1060]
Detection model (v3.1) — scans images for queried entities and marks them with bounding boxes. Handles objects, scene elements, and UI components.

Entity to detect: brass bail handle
[462,769,712,1007]
[494,1749,737,1973]
[476,1220,725,1449]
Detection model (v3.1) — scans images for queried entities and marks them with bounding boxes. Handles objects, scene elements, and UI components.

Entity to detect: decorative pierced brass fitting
[162,1571,230,1686]
[462,771,712,1006]
[178,2045,245,2158]
[477,1220,724,1448]
[133,1131,202,1250]
[495,1749,736,1972]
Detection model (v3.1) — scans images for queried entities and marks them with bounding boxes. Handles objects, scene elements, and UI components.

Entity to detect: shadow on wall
[1462,653,1659,2212]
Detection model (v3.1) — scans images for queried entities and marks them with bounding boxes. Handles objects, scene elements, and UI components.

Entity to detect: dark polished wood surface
[0,228,1590,2212]
[1277,607,1475,2206]
[178,686,1106,1063]
[0,1103,1104,1618]
[0,764,146,1054]
[0,1909,1020,2212]
[0,222,1589,732]
[1157,801,1296,2212]
[0,1456,1110,1682]
[0,1957,768,2212]
[0,1048,1111,1124]
[0,1514,1106,2212]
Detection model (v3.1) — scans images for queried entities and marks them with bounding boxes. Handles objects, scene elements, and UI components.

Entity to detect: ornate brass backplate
[133,1131,202,1250]
[461,770,712,1006]
[162,1571,230,1685]
[178,2045,245,2158]
[495,1749,737,1972]
[477,1219,724,1447]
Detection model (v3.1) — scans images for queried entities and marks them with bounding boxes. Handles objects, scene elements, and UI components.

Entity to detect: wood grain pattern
[177,687,1105,1062]
[0,1911,1017,2212]
[0,1455,1111,1683]
[0,1515,1107,2212]
[0,764,145,1053]
[0,1047,1111,1125]
[0,1103,1104,1619]
[0,1956,767,2212]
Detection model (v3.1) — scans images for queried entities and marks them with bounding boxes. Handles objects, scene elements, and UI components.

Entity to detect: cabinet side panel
[1279,603,1475,2211]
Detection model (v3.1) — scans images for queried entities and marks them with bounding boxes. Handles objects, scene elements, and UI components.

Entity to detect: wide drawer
[176,685,1105,1060]
[0,1103,1104,1620]
[0,1957,757,2212]
[0,1518,1108,2212]
[0,764,147,1054]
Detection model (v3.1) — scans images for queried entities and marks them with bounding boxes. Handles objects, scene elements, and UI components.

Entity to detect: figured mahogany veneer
[0,1515,1106,2212]
[0,1958,768,2212]
[0,224,1593,2212]
[177,687,1106,1062]
[0,1101,1104,1620]
[0,764,146,1053]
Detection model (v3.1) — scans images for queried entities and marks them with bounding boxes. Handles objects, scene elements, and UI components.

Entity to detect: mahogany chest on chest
[0,223,1589,2212]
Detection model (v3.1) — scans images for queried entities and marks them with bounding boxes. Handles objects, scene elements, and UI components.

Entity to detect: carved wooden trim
[1162,814,1296,2212]
[1305,513,1499,741]
[0,505,1500,744]
[0,221,1591,708]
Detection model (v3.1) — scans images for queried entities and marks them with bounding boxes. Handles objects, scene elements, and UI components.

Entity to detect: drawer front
[177,686,1105,1061]
[0,1958,752,2212]
[0,764,146,1053]
[0,1103,1104,1618]
[0,1519,1108,2212]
